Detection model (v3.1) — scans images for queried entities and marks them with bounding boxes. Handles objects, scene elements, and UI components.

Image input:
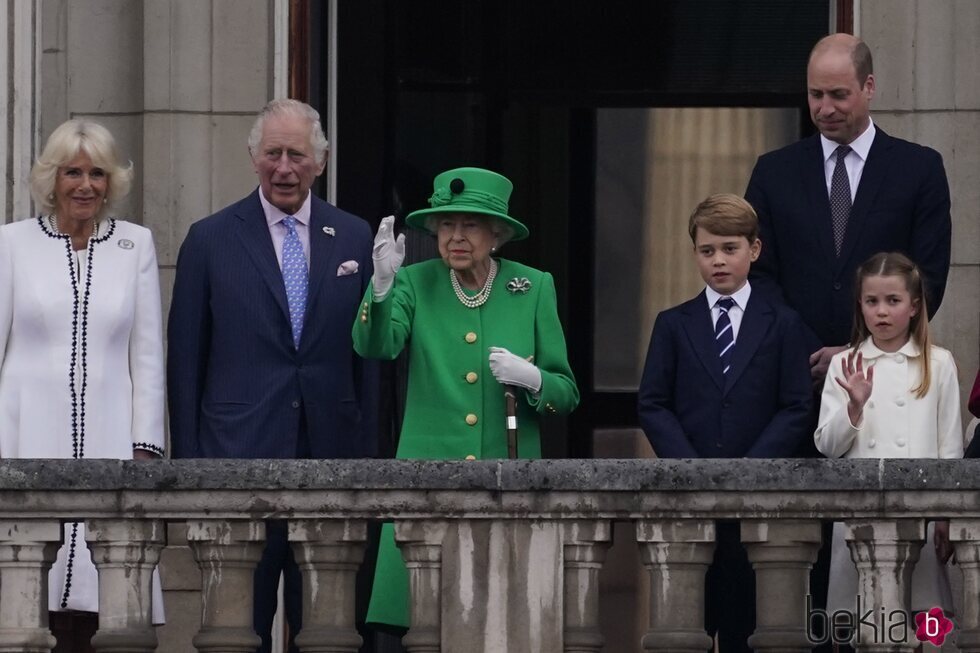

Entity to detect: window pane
[593,107,798,391]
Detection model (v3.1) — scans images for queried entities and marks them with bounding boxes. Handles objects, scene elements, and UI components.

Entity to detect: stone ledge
[0,458,976,491]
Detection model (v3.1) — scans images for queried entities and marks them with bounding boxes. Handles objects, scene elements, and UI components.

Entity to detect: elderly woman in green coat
[355,167,579,629]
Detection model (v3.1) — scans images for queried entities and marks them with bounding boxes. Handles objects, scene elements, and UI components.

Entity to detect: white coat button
[897,439,906,447]
[867,400,874,409]
[895,354,906,363]
[895,398,905,407]
[868,439,876,448]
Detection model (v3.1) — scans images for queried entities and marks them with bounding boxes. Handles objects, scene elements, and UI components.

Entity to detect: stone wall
[861,0,980,411]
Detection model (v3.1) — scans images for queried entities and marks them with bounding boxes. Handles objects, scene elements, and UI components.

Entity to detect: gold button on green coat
[465,413,478,425]
[465,371,478,383]
[353,257,578,629]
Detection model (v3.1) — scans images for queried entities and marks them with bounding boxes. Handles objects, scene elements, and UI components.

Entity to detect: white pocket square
[337,260,360,276]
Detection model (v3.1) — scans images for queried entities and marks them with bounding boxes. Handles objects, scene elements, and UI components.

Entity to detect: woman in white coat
[0,120,165,647]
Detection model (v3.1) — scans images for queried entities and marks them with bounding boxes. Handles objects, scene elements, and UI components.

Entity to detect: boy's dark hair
[688,194,759,244]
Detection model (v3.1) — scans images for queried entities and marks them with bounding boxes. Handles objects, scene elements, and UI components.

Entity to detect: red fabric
[970,369,980,418]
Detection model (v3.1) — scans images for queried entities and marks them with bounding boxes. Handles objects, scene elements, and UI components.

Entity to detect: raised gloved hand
[372,215,405,300]
[488,347,541,393]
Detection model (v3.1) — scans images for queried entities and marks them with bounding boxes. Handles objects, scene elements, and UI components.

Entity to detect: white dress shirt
[258,187,312,269]
[705,281,752,342]
[820,119,876,202]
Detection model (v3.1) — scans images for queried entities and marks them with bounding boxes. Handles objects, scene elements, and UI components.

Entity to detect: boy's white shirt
[705,281,752,341]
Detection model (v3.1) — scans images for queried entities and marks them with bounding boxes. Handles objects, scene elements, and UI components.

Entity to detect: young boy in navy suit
[638,193,812,652]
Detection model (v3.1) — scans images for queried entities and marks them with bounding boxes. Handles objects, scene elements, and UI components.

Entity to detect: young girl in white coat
[815,251,962,620]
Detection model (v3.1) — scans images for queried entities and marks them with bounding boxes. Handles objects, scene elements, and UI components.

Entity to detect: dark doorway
[322,3,828,650]
[328,0,826,460]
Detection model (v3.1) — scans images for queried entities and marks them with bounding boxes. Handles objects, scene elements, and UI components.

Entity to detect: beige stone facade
[1,2,978,651]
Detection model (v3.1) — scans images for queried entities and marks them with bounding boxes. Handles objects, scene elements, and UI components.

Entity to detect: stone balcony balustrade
[0,458,978,653]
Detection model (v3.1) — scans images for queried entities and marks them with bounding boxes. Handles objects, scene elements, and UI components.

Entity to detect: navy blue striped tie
[715,297,736,375]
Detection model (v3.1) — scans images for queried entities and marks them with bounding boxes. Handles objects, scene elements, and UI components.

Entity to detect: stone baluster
[951,519,980,653]
[636,519,715,652]
[0,520,62,653]
[844,519,924,653]
[742,520,822,653]
[86,519,166,653]
[561,520,612,653]
[186,520,266,653]
[288,519,367,653]
[396,521,450,653]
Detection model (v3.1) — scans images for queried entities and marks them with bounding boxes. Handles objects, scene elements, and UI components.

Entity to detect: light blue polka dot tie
[281,216,308,348]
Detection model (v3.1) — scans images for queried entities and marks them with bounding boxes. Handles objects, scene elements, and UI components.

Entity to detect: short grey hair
[423,213,515,246]
[30,119,133,217]
[248,99,329,166]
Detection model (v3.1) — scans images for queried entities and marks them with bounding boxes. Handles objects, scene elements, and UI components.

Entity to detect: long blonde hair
[850,252,931,398]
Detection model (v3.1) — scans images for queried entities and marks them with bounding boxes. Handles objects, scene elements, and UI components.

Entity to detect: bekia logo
[807,595,954,646]
[915,607,953,646]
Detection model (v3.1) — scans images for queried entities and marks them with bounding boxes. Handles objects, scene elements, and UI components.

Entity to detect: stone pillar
[288,519,367,653]
[85,519,166,653]
[562,520,612,653]
[186,520,266,653]
[0,521,62,653]
[951,519,980,653]
[395,521,450,653]
[844,519,924,653]
[636,519,715,652]
[742,520,822,653]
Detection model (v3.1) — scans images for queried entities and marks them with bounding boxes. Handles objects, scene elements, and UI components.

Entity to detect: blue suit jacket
[167,190,378,459]
[745,128,951,351]
[637,291,811,458]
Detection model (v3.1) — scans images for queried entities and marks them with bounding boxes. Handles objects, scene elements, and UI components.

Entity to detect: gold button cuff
[465,372,478,384]
[464,455,477,461]
[465,413,478,426]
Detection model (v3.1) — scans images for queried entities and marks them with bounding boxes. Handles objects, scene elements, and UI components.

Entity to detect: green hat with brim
[405,167,529,242]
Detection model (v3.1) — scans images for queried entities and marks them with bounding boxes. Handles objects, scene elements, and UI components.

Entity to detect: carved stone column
[636,519,715,652]
[742,520,822,653]
[951,519,980,653]
[86,519,166,653]
[186,520,266,653]
[288,519,367,653]
[395,521,450,653]
[0,520,62,653]
[562,520,612,653]
[844,519,924,653]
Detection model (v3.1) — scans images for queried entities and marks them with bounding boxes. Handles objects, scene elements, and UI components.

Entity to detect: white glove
[488,346,541,393]
[372,215,405,300]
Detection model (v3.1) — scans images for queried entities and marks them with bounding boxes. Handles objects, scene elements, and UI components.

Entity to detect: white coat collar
[856,336,921,360]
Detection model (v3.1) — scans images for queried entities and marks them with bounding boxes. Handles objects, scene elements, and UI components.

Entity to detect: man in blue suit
[168,99,377,652]
[746,33,951,384]
[639,194,812,652]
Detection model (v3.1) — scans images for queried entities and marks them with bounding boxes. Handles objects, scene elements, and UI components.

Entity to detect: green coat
[354,257,578,627]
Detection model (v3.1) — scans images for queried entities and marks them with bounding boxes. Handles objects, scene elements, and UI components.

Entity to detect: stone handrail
[0,458,978,652]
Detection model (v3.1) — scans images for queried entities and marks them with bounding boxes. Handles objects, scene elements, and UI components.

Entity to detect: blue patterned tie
[715,297,736,375]
[281,216,308,348]
[830,145,852,256]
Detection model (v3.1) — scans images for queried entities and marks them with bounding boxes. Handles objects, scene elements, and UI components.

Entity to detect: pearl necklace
[450,259,497,308]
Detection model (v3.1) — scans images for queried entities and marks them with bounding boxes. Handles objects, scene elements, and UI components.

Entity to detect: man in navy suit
[744,35,951,648]
[745,33,951,383]
[168,99,377,652]
[639,194,812,652]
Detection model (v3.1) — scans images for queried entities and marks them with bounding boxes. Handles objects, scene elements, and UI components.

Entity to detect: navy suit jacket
[638,291,811,458]
[167,190,378,459]
[745,128,951,351]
